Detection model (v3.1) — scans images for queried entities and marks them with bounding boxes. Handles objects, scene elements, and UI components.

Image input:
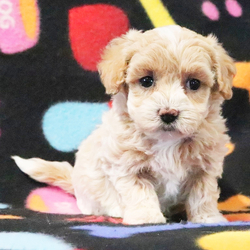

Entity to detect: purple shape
[71,221,250,238]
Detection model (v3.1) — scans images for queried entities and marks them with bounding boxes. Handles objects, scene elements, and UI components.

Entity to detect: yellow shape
[197,231,250,250]
[139,0,176,27]
[27,194,48,212]
[19,0,38,39]
[225,142,235,155]
[0,215,23,219]
[233,62,250,94]
[218,194,250,212]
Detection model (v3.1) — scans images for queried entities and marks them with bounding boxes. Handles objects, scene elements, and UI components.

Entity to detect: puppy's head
[98,25,236,138]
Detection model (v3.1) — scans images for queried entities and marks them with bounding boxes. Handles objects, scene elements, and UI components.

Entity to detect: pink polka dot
[202,1,220,21]
[26,186,81,214]
[0,0,40,54]
[225,0,242,17]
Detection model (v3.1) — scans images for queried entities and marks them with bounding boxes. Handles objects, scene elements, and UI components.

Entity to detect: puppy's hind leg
[73,177,124,218]
[75,192,103,216]
[72,162,124,218]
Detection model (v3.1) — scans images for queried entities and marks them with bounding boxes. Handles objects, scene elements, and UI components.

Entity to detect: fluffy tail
[12,156,74,194]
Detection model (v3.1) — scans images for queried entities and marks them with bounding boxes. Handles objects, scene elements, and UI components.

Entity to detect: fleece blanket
[1,0,250,249]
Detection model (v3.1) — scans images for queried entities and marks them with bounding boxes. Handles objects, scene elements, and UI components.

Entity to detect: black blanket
[1,0,250,249]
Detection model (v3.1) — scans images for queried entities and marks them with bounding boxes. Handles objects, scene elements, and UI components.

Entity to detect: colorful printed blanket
[1,0,250,249]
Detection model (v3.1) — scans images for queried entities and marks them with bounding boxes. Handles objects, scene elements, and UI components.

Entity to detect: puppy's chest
[149,142,192,207]
[150,141,188,175]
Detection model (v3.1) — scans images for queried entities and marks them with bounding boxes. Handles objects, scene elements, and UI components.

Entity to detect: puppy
[13,25,236,224]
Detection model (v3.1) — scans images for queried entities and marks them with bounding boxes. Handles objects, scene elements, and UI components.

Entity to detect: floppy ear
[207,35,236,100]
[98,30,142,95]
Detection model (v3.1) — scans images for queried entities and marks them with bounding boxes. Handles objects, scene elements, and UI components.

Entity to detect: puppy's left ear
[207,35,236,100]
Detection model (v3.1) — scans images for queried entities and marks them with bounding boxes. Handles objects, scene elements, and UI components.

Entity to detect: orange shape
[224,213,250,222]
[26,194,49,212]
[0,215,23,219]
[233,62,250,94]
[225,142,235,155]
[19,0,39,39]
[218,194,250,212]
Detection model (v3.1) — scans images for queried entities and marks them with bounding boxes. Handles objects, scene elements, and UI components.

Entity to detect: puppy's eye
[186,79,201,91]
[139,76,154,88]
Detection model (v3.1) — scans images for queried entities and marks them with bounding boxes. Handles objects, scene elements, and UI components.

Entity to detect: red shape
[69,4,129,71]
[66,215,123,224]
[108,100,113,108]
[107,217,123,224]
[67,215,105,223]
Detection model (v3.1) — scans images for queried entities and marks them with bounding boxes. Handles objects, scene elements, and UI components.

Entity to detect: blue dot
[0,203,10,209]
[42,102,109,152]
[0,232,73,250]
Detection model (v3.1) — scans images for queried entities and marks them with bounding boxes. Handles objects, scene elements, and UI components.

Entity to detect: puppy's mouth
[162,124,176,132]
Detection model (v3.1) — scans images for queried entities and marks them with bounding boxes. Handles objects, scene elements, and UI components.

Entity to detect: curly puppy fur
[13,25,236,224]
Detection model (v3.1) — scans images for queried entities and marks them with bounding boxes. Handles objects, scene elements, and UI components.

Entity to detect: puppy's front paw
[191,213,227,224]
[123,208,166,225]
[106,206,123,218]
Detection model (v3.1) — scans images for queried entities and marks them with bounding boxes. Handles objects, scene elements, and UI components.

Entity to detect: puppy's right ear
[206,35,236,100]
[98,30,141,95]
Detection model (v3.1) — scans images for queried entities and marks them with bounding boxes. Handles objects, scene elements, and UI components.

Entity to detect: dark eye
[139,76,154,88]
[186,79,201,91]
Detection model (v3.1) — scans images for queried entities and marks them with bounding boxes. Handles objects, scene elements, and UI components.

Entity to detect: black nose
[160,113,178,124]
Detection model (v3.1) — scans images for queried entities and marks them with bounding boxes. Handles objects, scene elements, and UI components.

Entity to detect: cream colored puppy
[13,25,236,225]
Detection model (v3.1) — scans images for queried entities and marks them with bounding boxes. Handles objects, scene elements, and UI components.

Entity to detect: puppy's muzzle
[159,108,179,124]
